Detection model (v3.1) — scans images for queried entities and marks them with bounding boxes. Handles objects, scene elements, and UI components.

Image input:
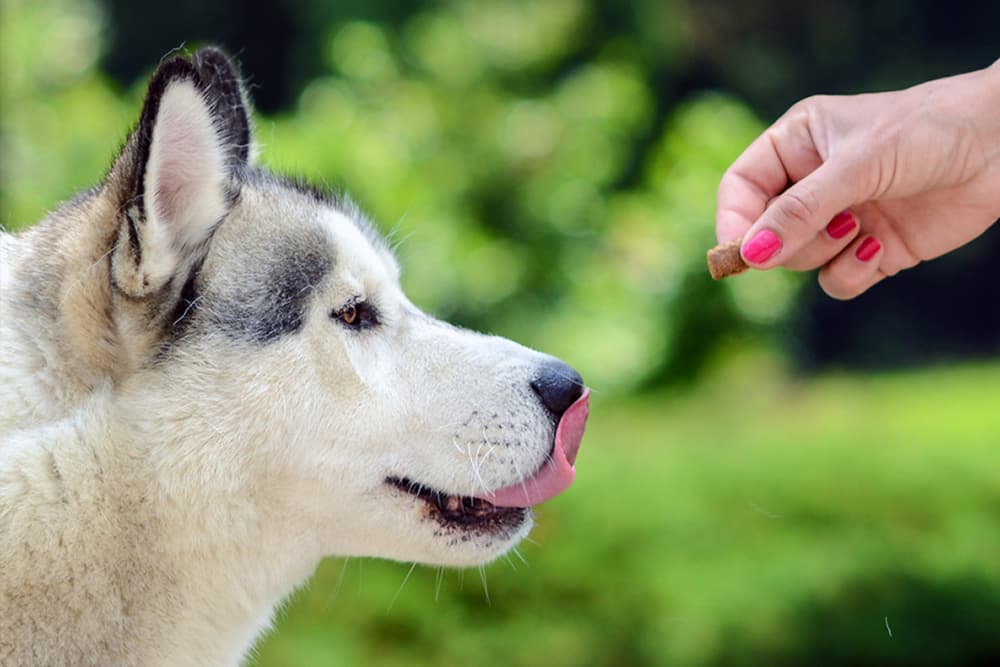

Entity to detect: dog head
[91,48,588,567]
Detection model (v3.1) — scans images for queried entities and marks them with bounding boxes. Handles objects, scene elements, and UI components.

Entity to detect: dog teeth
[390,477,510,523]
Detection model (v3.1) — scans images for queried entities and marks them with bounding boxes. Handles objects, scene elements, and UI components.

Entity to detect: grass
[251,360,1000,666]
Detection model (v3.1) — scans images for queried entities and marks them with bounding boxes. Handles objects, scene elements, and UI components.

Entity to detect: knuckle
[716,169,737,198]
[817,273,857,301]
[789,94,823,115]
[818,263,867,300]
[784,250,827,272]
[772,187,821,231]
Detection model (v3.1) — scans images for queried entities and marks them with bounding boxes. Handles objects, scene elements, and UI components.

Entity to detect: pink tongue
[483,388,590,508]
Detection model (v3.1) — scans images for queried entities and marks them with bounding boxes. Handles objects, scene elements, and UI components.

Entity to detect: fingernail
[856,236,881,262]
[742,229,782,264]
[826,211,857,239]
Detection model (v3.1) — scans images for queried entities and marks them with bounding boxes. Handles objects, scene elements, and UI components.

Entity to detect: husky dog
[0,48,589,666]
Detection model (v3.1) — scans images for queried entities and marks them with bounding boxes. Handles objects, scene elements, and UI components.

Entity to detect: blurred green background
[2,0,998,665]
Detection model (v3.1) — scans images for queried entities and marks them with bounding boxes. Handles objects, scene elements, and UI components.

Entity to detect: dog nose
[530,360,584,418]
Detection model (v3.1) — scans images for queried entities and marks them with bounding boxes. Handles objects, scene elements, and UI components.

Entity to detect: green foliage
[0,0,130,227]
[0,0,804,392]
[252,360,1000,666]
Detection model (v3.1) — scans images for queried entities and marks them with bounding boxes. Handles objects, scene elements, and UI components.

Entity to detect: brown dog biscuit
[706,239,748,280]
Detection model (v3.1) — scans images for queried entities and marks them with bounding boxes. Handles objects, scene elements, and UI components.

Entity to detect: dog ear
[110,47,252,299]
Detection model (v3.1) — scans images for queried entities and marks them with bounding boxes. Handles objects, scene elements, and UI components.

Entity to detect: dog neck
[0,388,322,666]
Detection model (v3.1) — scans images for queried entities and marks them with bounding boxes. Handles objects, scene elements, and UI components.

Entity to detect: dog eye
[332,300,378,330]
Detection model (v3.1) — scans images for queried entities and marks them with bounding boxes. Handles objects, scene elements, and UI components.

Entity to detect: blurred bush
[4,1,999,385]
[0,0,805,394]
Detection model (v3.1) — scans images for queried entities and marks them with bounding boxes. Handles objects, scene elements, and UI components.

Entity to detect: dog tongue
[483,389,590,508]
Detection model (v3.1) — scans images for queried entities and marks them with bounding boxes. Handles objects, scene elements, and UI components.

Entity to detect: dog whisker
[472,430,497,495]
[386,562,418,612]
[434,566,444,603]
[323,557,351,610]
[479,442,499,486]
[478,565,491,607]
[508,454,530,501]
[501,552,518,571]
[511,546,529,566]
[468,441,489,496]
[434,419,471,435]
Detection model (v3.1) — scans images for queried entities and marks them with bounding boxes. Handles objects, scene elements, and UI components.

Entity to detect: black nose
[530,360,584,418]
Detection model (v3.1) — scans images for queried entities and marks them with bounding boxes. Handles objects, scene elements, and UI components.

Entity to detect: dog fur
[0,48,585,666]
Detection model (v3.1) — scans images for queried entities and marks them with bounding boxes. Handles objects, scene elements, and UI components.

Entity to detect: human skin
[716,59,1000,299]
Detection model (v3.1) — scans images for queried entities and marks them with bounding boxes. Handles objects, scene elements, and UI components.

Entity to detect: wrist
[981,58,1000,105]
[977,60,1000,135]
[979,62,1000,215]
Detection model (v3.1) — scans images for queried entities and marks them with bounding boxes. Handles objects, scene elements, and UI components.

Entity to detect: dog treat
[706,239,748,280]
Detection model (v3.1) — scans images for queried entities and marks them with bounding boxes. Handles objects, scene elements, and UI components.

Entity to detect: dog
[0,47,589,666]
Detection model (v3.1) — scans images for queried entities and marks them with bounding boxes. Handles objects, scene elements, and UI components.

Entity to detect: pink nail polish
[856,237,881,262]
[742,229,782,264]
[826,211,857,239]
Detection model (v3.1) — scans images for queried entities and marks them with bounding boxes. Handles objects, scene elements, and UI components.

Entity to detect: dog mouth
[386,477,527,530]
[386,388,590,531]
[482,388,590,507]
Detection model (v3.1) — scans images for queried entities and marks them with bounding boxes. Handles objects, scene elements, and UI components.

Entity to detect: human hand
[716,60,1000,299]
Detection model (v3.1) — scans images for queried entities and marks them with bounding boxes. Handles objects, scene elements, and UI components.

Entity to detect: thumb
[740,159,864,268]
